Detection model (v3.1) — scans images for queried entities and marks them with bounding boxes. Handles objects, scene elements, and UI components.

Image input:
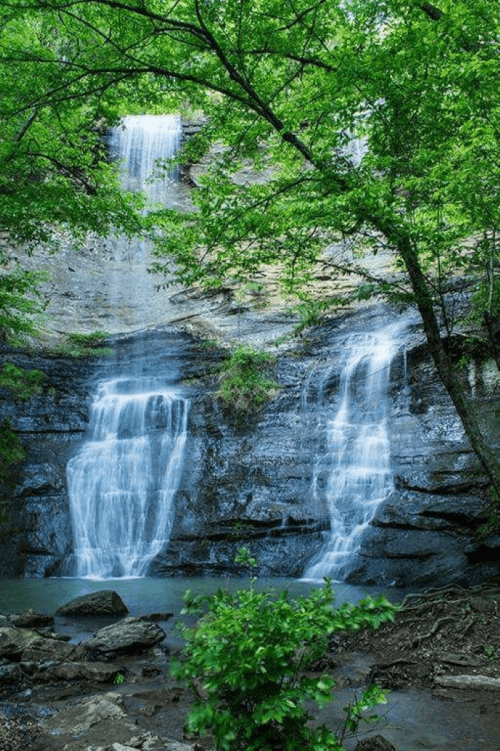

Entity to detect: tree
[0,5,143,339]
[1,0,500,496]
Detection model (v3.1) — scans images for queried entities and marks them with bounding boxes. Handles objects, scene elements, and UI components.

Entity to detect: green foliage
[0,264,47,343]
[172,568,397,751]
[2,0,500,488]
[216,345,279,421]
[0,362,45,401]
[0,4,143,249]
[57,330,113,358]
[341,685,388,741]
[0,418,25,486]
[475,500,499,541]
[485,645,497,662]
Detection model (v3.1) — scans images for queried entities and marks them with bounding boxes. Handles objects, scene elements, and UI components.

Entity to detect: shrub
[0,362,45,401]
[58,330,113,358]
[216,344,279,421]
[0,418,25,485]
[171,551,397,751]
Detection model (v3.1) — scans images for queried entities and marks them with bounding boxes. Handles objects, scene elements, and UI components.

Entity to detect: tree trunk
[394,230,500,501]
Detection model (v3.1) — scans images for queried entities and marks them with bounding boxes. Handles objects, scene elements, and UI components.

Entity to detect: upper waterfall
[108,114,182,206]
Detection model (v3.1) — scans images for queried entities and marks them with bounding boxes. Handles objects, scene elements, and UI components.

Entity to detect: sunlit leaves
[1,0,500,341]
[172,576,397,750]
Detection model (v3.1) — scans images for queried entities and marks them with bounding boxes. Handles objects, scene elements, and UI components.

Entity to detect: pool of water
[0,576,400,645]
[0,576,399,617]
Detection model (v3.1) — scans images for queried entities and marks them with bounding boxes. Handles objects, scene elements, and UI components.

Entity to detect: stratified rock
[39,661,120,683]
[56,590,129,616]
[3,306,500,587]
[83,617,166,656]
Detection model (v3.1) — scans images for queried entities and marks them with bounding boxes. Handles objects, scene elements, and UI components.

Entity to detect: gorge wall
[1,302,499,587]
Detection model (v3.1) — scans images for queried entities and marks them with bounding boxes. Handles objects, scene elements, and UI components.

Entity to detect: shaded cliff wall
[162,307,500,587]
[1,305,499,586]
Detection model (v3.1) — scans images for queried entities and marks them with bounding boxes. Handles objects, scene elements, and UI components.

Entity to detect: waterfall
[65,114,188,578]
[302,322,404,582]
[67,378,188,578]
[108,114,182,206]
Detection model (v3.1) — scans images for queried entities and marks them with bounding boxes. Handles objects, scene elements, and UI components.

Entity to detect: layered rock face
[1,304,499,587]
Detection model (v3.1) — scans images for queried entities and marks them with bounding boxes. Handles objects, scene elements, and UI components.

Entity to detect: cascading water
[302,322,405,582]
[65,114,188,578]
[108,114,182,206]
[67,379,189,578]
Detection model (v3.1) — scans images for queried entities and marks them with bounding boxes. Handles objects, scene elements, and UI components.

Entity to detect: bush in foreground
[172,550,398,751]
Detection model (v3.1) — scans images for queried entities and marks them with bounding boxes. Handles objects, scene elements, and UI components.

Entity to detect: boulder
[0,624,85,664]
[56,590,129,616]
[0,627,43,659]
[20,637,85,663]
[9,611,54,629]
[46,692,129,736]
[38,661,120,683]
[83,617,166,656]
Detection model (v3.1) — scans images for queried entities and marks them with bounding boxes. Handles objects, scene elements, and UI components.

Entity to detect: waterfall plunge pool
[0,576,404,647]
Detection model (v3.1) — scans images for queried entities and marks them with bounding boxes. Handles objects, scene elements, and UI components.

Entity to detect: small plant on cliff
[62,330,113,358]
[171,548,397,751]
[0,362,45,401]
[216,345,279,422]
[0,263,48,344]
[0,418,25,486]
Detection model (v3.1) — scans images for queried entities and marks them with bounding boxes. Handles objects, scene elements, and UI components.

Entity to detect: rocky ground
[0,581,499,751]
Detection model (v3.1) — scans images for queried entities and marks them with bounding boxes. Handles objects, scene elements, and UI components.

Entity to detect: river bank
[0,578,499,750]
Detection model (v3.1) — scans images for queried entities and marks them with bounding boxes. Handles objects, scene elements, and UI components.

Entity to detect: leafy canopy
[0,5,145,248]
[3,0,496,314]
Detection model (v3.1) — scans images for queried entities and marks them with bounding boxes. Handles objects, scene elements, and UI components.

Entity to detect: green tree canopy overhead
[1,0,500,497]
[0,6,144,248]
[0,4,144,338]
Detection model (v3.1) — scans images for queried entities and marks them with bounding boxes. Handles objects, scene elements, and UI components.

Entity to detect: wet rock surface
[1,304,499,586]
[56,591,129,617]
[83,618,166,656]
[0,598,194,751]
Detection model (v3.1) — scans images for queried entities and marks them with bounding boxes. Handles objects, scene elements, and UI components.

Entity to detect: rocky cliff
[1,302,499,587]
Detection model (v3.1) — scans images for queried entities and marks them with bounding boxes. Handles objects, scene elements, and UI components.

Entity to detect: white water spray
[302,323,405,582]
[108,114,182,206]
